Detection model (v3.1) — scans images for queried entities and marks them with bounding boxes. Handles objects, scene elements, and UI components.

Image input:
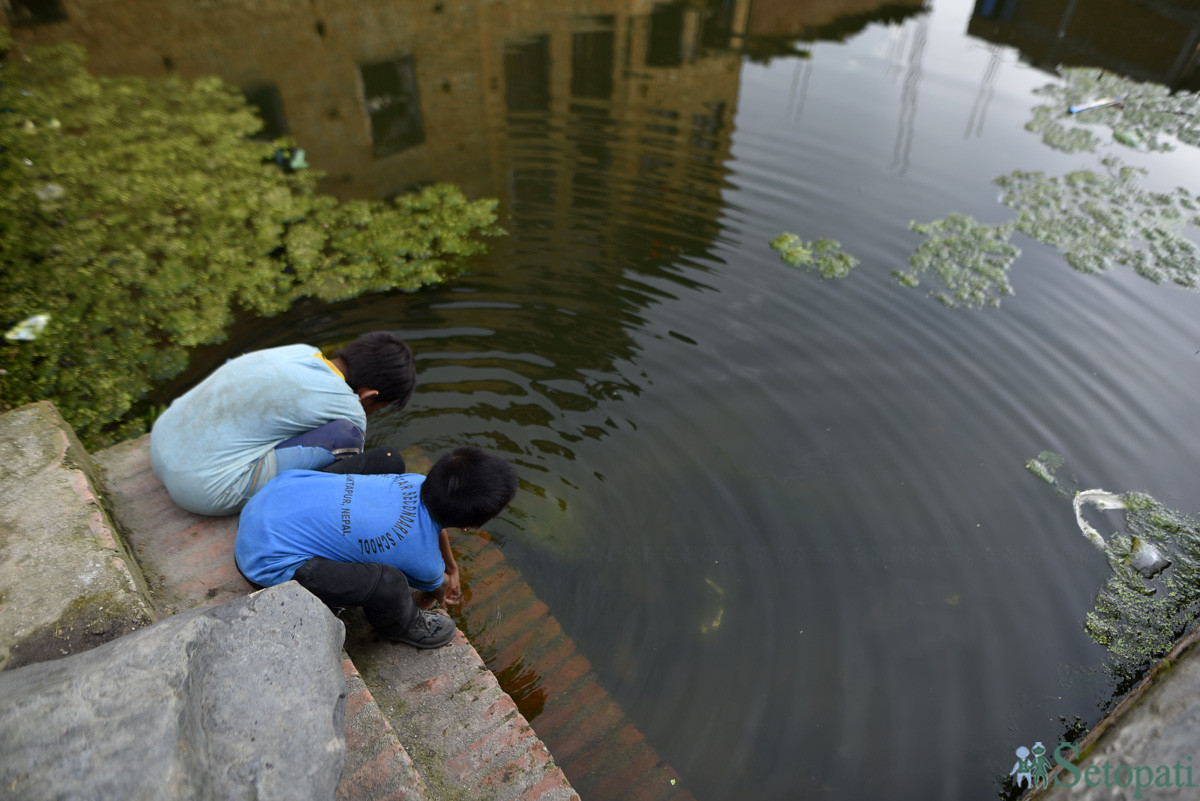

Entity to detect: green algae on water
[1024,451,1064,485]
[898,143,1200,310]
[895,213,1019,309]
[1084,494,1200,677]
[1026,451,1200,678]
[1028,67,1200,154]
[896,70,1200,311]
[770,233,860,279]
[996,158,1200,289]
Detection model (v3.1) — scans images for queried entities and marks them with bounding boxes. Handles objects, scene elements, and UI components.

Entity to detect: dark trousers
[291,557,418,640]
[255,428,410,639]
[317,447,407,475]
[275,419,407,475]
[276,419,364,453]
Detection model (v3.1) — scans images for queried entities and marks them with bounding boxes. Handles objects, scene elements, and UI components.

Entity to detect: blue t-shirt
[150,344,367,516]
[234,471,444,591]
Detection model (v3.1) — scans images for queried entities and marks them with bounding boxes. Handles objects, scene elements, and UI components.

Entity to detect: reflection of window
[569,104,614,210]
[512,167,556,205]
[7,0,68,26]
[510,166,556,232]
[243,83,288,140]
[973,0,1019,22]
[700,0,736,49]
[360,56,425,158]
[505,36,551,112]
[647,2,685,67]
[691,101,725,150]
[572,29,614,100]
[639,154,673,177]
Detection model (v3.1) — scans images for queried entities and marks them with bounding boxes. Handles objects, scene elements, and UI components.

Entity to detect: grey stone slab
[0,582,347,801]
[0,402,155,670]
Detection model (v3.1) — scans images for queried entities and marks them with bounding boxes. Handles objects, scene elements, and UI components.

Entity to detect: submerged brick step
[452,533,694,801]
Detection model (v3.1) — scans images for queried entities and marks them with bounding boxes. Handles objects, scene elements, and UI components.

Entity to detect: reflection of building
[6,0,760,435]
[478,1,749,245]
[745,0,926,60]
[969,0,1200,90]
[750,0,924,39]
[5,0,752,205]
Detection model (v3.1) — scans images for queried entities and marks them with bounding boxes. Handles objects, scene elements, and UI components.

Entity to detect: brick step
[451,532,695,801]
[338,658,429,801]
[342,621,576,801]
[93,435,251,615]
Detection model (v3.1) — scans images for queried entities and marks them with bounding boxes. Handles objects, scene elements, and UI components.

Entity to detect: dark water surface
[25,0,1200,798]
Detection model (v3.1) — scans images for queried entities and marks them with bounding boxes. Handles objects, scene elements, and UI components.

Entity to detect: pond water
[22,0,1200,797]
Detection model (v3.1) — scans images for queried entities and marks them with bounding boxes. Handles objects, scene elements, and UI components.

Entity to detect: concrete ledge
[0,402,155,670]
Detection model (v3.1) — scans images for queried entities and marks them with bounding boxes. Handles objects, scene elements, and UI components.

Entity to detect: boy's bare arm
[438,528,462,604]
[413,531,461,609]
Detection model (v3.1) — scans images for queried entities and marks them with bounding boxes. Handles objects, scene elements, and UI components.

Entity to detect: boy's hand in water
[414,572,460,609]
[443,569,462,605]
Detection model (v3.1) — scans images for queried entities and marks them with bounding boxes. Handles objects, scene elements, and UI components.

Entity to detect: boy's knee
[361,565,419,636]
[276,419,364,453]
[322,419,365,453]
[367,565,413,605]
[317,447,406,475]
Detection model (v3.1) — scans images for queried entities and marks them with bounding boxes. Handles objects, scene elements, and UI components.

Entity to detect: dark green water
[25,0,1200,797]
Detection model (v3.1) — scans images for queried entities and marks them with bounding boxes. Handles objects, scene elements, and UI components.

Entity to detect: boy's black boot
[394,608,456,649]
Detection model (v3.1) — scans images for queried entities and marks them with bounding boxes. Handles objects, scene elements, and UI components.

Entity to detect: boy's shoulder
[250,342,323,367]
[205,343,323,384]
[270,469,423,493]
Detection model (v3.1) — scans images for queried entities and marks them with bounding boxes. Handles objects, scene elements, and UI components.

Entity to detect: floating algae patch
[1084,498,1200,676]
[1025,452,1200,677]
[997,158,1200,289]
[770,233,860,279]
[1027,67,1200,155]
[1025,450,1065,485]
[895,213,1020,308]
[897,150,1200,308]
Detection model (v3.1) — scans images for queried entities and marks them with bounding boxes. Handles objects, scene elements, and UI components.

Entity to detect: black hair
[421,447,518,529]
[332,331,416,407]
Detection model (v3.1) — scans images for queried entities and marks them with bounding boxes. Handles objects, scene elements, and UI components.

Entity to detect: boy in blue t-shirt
[235,447,518,649]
